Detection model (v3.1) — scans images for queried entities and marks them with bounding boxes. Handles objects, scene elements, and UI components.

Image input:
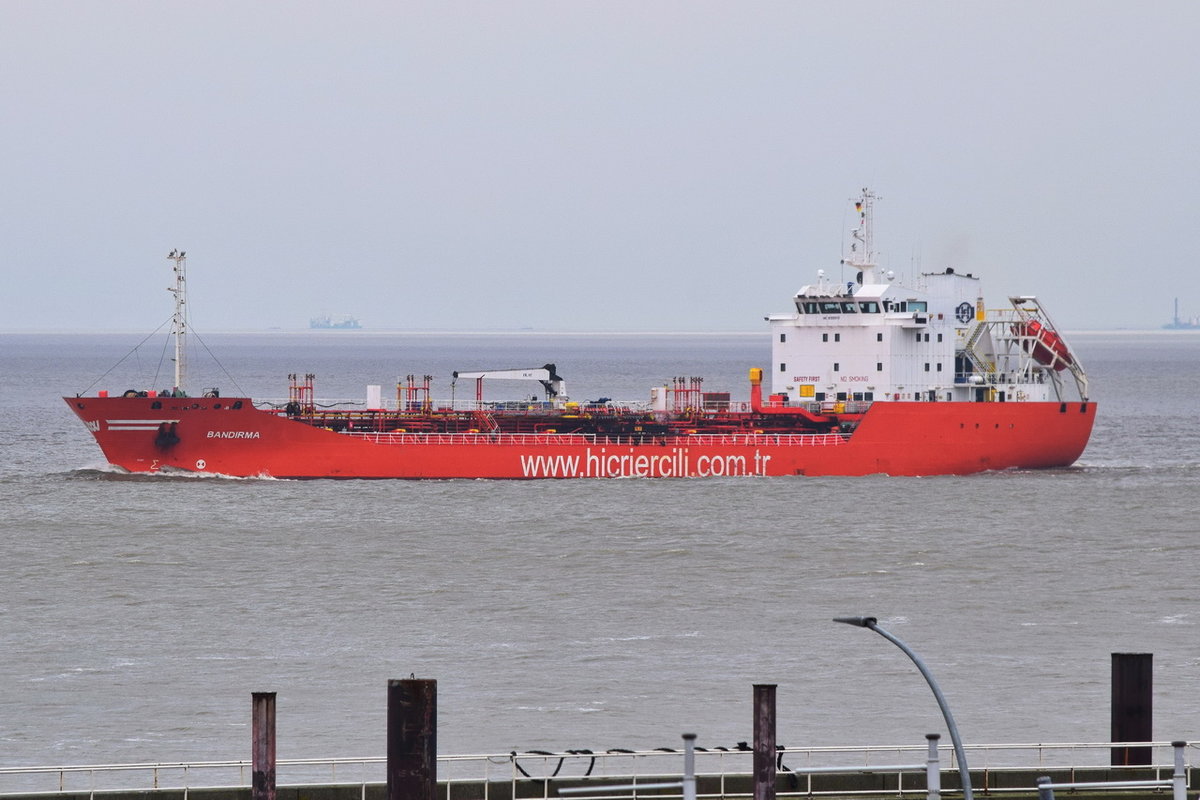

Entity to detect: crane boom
[452,363,566,402]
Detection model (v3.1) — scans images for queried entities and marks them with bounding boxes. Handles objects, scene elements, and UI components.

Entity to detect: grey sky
[2,1,1194,332]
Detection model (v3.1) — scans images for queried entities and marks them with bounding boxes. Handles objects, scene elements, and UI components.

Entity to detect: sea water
[0,331,1197,766]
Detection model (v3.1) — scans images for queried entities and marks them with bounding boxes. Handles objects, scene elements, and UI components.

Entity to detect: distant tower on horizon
[1163,297,1200,330]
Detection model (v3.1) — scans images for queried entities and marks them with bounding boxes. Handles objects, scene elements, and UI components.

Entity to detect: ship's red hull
[64,396,1096,478]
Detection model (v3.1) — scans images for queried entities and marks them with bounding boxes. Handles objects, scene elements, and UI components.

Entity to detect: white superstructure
[767,190,1089,406]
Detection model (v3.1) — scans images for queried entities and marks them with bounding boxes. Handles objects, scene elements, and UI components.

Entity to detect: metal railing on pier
[1,741,1194,800]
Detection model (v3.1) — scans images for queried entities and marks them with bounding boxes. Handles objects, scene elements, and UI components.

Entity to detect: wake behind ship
[65,192,1096,479]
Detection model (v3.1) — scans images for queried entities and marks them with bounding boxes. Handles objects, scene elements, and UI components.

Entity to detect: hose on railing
[774,744,802,790]
[510,749,597,779]
[508,742,757,781]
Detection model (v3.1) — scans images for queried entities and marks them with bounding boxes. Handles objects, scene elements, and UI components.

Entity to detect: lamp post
[834,616,973,800]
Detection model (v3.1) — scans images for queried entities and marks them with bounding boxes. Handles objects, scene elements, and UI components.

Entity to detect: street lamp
[834,616,973,800]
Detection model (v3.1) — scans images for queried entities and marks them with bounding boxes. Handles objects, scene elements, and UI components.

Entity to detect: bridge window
[819,301,843,313]
[860,301,880,313]
[841,302,857,313]
[803,301,819,314]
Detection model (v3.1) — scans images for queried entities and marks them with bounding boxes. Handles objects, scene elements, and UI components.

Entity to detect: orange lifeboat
[1012,319,1073,371]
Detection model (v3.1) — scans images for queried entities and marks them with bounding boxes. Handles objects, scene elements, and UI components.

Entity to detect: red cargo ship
[65,191,1095,478]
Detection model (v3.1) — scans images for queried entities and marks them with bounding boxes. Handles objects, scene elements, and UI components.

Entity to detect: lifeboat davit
[1013,319,1073,371]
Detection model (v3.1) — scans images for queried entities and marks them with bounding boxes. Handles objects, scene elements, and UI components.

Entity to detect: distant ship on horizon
[1163,298,1199,330]
[310,314,362,330]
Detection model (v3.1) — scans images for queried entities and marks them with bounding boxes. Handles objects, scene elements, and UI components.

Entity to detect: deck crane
[452,363,567,406]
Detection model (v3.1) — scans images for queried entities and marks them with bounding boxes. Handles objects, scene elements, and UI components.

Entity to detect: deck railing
[341,431,850,448]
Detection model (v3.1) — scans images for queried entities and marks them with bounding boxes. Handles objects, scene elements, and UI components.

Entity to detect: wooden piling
[251,692,276,800]
[1110,653,1152,766]
[753,684,777,800]
[387,679,437,800]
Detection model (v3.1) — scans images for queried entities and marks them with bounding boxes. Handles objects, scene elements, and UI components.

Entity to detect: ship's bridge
[768,267,1004,405]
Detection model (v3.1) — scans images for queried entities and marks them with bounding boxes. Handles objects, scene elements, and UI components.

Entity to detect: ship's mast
[167,249,188,395]
[843,188,881,283]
